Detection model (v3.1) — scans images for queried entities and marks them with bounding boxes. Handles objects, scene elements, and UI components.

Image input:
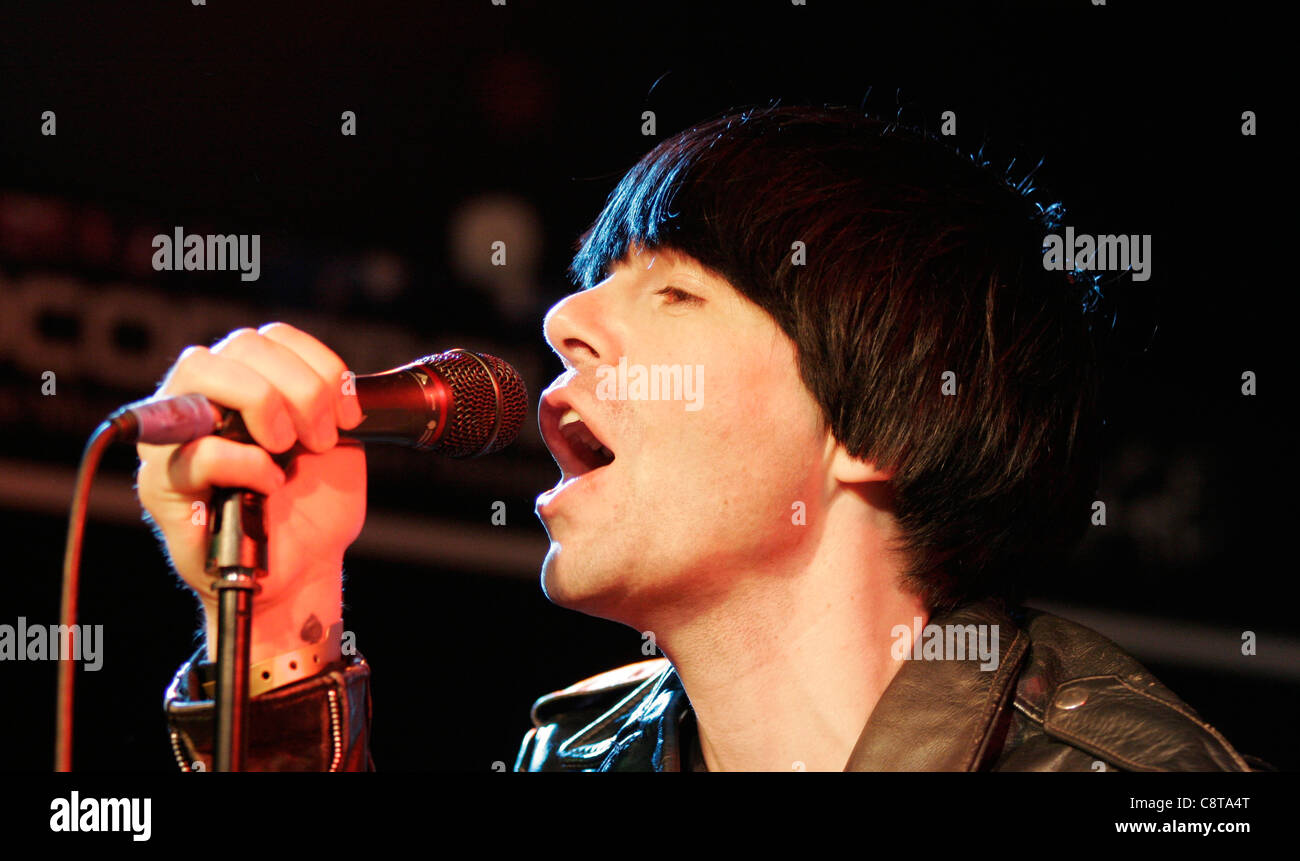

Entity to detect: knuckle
[211,327,260,354]
[257,321,296,337]
[159,345,208,395]
[169,346,212,384]
[277,375,329,422]
[177,344,210,364]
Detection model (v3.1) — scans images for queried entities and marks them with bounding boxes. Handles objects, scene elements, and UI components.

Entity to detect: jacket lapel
[843,600,1029,771]
[593,665,692,772]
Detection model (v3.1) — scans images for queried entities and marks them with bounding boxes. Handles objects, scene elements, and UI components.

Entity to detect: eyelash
[655,286,703,306]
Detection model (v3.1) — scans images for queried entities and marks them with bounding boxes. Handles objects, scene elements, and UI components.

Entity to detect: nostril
[562,338,599,363]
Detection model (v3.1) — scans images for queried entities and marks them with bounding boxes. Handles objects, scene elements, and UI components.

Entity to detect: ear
[828,437,893,485]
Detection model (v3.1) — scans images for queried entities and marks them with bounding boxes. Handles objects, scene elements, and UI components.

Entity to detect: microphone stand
[206,486,267,772]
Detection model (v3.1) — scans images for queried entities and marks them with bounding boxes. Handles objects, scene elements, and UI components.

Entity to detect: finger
[257,322,364,431]
[160,345,297,452]
[165,435,287,498]
[211,328,338,453]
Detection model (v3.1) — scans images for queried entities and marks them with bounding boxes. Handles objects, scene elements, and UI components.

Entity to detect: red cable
[55,419,121,772]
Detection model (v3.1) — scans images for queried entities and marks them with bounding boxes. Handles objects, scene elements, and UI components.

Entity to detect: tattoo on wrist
[300,613,323,644]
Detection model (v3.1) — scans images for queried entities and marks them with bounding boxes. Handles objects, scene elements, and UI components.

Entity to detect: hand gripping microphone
[56,348,526,773]
[109,348,528,456]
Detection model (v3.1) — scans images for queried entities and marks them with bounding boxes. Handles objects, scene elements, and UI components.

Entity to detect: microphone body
[113,349,527,457]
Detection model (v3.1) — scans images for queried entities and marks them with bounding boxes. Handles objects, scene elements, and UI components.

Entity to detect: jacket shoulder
[514,659,671,771]
[1008,608,1253,772]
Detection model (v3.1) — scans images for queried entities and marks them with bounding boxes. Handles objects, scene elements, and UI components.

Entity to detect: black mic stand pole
[206,486,267,772]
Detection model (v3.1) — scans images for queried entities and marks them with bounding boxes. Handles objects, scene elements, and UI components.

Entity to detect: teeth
[556,407,615,462]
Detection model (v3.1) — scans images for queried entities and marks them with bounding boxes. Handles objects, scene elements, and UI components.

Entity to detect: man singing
[143,105,1256,771]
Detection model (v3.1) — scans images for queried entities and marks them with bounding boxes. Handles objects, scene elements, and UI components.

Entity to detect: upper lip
[538,386,617,482]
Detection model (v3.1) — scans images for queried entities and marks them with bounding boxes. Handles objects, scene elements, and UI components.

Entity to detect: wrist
[195,619,346,699]
[200,573,343,665]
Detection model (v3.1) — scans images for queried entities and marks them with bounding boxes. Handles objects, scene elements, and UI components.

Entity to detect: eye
[654,286,704,306]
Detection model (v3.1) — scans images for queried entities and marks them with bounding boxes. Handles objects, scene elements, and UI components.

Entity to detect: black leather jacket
[164,598,1260,771]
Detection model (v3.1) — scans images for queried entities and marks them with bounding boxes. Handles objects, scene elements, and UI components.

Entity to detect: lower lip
[536,463,613,516]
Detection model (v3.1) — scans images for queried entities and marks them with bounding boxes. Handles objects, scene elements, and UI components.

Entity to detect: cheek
[664,376,820,519]
[623,334,824,522]
[712,361,826,517]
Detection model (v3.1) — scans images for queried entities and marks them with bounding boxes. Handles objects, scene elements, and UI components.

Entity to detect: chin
[539,544,596,611]
[539,543,645,625]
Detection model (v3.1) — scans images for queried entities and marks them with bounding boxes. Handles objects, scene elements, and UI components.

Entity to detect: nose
[543,279,615,370]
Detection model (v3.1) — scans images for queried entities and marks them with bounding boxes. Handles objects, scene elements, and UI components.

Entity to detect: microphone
[110,348,528,457]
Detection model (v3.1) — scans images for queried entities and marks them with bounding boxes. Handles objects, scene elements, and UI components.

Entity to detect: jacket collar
[583,598,1029,771]
[554,663,691,771]
[843,599,1029,770]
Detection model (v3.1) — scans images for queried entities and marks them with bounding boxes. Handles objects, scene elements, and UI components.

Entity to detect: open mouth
[555,408,616,475]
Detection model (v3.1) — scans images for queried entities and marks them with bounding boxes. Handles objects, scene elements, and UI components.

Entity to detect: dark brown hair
[570,105,1103,613]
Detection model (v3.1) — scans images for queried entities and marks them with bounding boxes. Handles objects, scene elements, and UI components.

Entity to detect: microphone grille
[424,349,528,457]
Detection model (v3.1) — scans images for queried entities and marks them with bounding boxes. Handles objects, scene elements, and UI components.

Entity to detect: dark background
[0,0,1290,771]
